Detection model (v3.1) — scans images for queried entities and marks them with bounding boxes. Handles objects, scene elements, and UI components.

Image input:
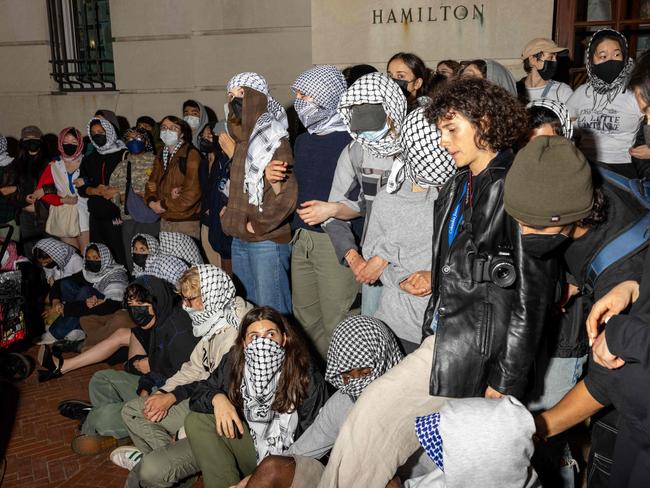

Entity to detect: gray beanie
[505,136,593,227]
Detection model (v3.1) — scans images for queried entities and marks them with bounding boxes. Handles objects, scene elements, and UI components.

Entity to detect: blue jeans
[231,238,292,315]
[361,283,383,316]
[49,278,101,339]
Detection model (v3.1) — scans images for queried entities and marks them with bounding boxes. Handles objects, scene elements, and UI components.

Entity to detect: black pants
[587,407,618,487]
[89,217,126,266]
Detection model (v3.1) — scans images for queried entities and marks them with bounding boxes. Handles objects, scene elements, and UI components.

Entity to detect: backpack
[584,168,650,294]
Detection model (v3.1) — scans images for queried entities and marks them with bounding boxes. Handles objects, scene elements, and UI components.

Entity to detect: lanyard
[447,181,468,247]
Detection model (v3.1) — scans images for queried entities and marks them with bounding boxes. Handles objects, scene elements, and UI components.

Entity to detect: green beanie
[504,136,593,227]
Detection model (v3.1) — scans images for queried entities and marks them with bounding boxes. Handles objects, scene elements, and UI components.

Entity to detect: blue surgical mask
[126,139,145,154]
[358,123,389,142]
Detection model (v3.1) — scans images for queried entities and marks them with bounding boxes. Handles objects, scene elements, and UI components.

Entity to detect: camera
[471,251,516,288]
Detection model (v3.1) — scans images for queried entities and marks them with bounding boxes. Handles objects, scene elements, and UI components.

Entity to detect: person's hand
[33,187,45,199]
[25,193,36,204]
[212,393,244,439]
[400,271,432,296]
[296,200,336,226]
[102,186,119,200]
[146,181,157,193]
[149,200,165,215]
[73,178,85,188]
[220,206,227,218]
[231,475,251,488]
[61,195,78,205]
[133,357,151,375]
[143,392,176,422]
[629,145,650,160]
[85,296,105,309]
[265,160,288,184]
[558,283,580,312]
[218,133,236,158]
[586,280,639,345]
[170,187,181,199]
[43,300,64,319]
[592,331,626,369]
[245,221,255,234]
[345,249,367,280]
[139,390,149,398]
[485,386,505,399]
[356,255,388,284]
[0,186,16,196]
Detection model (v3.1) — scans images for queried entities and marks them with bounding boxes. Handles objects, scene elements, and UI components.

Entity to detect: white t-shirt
[526,80,574,104]
[567,85,642,165]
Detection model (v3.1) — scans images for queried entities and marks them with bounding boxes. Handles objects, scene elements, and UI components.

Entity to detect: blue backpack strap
[597,167,650,210]
[584,212,650,294]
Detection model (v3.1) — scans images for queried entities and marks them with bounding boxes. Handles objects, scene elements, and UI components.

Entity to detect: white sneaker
[110,446,143,471]
[64,328,86,342]
[36,331,57,345]
[176,426,186,440]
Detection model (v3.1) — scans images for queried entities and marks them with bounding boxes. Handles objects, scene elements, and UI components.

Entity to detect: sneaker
[64,329,86,342]
[58,400,92,422]
[36,331,57,345]
[110,446,144,470]
[176,426,186,440]
[71,434,119,456]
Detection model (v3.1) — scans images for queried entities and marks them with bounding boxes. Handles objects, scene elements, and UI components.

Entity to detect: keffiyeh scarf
[190,264,240,339]
[131,233,161,276]
[338,73,407,158]
[292,65,348,135]
[82,243,128,301]
[415,412,444,472]
[387,107,456,194]
[242,337,298,462]
[227,72,289,210]
[33,238,78,269]
[325,315,403,400]
[86,118,127,155]
[0,134,13,167]
[159,232,204,266]
[162,140,183,171]
[142,255,189,286]
[527,99,574,140]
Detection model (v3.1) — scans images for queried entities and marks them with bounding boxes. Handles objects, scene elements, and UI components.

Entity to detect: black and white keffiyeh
[338,73,407,158]
[143,255,189,287]
[86,117,127,155]
[190,264,239,338]
[526,99,574,140]
[325,315,403,400]
[227,72,289,210]
[131,233,161,276]
[33,238,78,269]
[291,65,347,135]
[242,336,298,462]
[159,232,204,266]
[162,140,183,171]
[387,107,456,193]
[0,134,12,167]
[82,243,128,301]
[586,28,635,110]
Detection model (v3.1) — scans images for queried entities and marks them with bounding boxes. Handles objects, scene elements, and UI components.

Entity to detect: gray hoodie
[485,59,518,96]
[406,396,540,488]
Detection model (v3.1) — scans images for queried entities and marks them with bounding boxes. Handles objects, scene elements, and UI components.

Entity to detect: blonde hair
[177,266,200,297]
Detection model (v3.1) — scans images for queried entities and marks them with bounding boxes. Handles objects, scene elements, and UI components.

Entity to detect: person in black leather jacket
[317,77,557,488]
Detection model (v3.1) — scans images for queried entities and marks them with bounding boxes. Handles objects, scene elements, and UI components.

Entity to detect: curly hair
[576,186,608,228]
[425,77,529,152]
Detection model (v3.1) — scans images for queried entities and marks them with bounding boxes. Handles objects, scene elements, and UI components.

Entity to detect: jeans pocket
[587,453,613,487]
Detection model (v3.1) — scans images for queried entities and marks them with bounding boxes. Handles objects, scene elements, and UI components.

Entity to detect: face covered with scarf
[131,233,160,274]
[339,73,407,158]
[58,127,84,164]
[0,134,13,167]
[325,315,403,400]
[82,242,128,301]
[291,65,348,135]
[526,98,574,140]
[87,117,127,155]
[182,265,240,339]
[386,107,457,194]
[586,29,635,103]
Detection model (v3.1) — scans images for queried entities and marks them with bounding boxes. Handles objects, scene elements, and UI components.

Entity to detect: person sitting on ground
[61,274,199,456]
[113,265,252,488]
[131,231,204,276]
[33,237,83,286]
[184,306,328,488]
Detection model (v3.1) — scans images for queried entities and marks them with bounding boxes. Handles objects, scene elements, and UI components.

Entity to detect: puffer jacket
[422,150,557,399]
[145,143,202,222]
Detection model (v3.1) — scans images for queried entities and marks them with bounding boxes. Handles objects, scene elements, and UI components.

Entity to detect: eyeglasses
[181,294,200,306]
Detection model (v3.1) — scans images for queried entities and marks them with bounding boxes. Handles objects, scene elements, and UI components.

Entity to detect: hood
[0,134,12,167]
[33,238,77,269]
[585,28,635,99]
[132,274,176,326]
[189,100,209,148]
[485,59,518,96]
[228,87,272,142]
[95,109,120,132]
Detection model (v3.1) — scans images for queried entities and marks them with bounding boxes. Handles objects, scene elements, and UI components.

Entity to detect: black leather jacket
[422,151,556,399]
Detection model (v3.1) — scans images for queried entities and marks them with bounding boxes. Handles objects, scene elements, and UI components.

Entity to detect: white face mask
[160,129,179,147]
[184,115,200,130]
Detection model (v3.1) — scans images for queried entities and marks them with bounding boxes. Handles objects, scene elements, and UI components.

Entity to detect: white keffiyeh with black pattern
[527,99,574,140]
[190,264,240,339]
[33,238,78,270]
[86,118,126,155]
[82,243,128,301]
[142,255,189,287]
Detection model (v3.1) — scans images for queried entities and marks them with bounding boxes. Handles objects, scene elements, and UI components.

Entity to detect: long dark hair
[387,52,433,99]
[228,307,311,414]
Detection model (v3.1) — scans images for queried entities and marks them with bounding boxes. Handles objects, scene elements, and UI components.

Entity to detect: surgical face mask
[160,129,179,147]
[358,123,390,142]
[84,259,102,273]
[392,78,411,98]
[184,115,200,130]
[132,253,148,268]
[128,305,154,327]
[537,60,557,81]
[126,139,145,154]
[522,233,570,259]
[91,133,107,147]
[229,98,243,121]
[62,143,78,156]
[592,59,625,84]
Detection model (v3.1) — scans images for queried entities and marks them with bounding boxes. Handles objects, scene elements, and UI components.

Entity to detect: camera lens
[490,260,516,288]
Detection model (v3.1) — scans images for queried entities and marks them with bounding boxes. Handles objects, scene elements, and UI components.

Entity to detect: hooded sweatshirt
[484,59,518,96]
[567,28,642,166]
[186,100,209,148]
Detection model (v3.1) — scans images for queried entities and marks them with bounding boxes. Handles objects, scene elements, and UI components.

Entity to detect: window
[555,0,650,87]
[46,0,116,92]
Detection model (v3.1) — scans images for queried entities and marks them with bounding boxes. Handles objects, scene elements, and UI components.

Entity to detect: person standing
[518,38,573,104]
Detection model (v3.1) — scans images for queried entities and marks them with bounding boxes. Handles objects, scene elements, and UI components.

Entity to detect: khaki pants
[80,310,136,349]
[160,219,200,240]
[291,229,358,358]
[317,335,447,488]
[201,224,232,274]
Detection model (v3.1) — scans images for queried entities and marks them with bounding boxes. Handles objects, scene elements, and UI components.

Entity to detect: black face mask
[229,98,243,121]
[592,60,625,84]
[128,305,154,327]
[198,137,216,154]
[522,233,570,259]
[392,78,411,98]
[84,260,102,273]
[91,133,107,147]
[538,60,557,81]
[23,139,42,153]
[132,253,148,269]
[62,143,78,156]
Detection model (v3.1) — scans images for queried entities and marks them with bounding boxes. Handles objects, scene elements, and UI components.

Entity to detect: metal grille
[46,0,116,92]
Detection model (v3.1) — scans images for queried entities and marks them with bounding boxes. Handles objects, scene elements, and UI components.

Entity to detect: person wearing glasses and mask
[517,38,573,104]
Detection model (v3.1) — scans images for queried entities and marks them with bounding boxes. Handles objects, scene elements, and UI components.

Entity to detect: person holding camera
[317,77,557,488]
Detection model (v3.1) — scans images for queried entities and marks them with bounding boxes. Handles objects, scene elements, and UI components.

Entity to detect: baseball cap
[521,38,568,60]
